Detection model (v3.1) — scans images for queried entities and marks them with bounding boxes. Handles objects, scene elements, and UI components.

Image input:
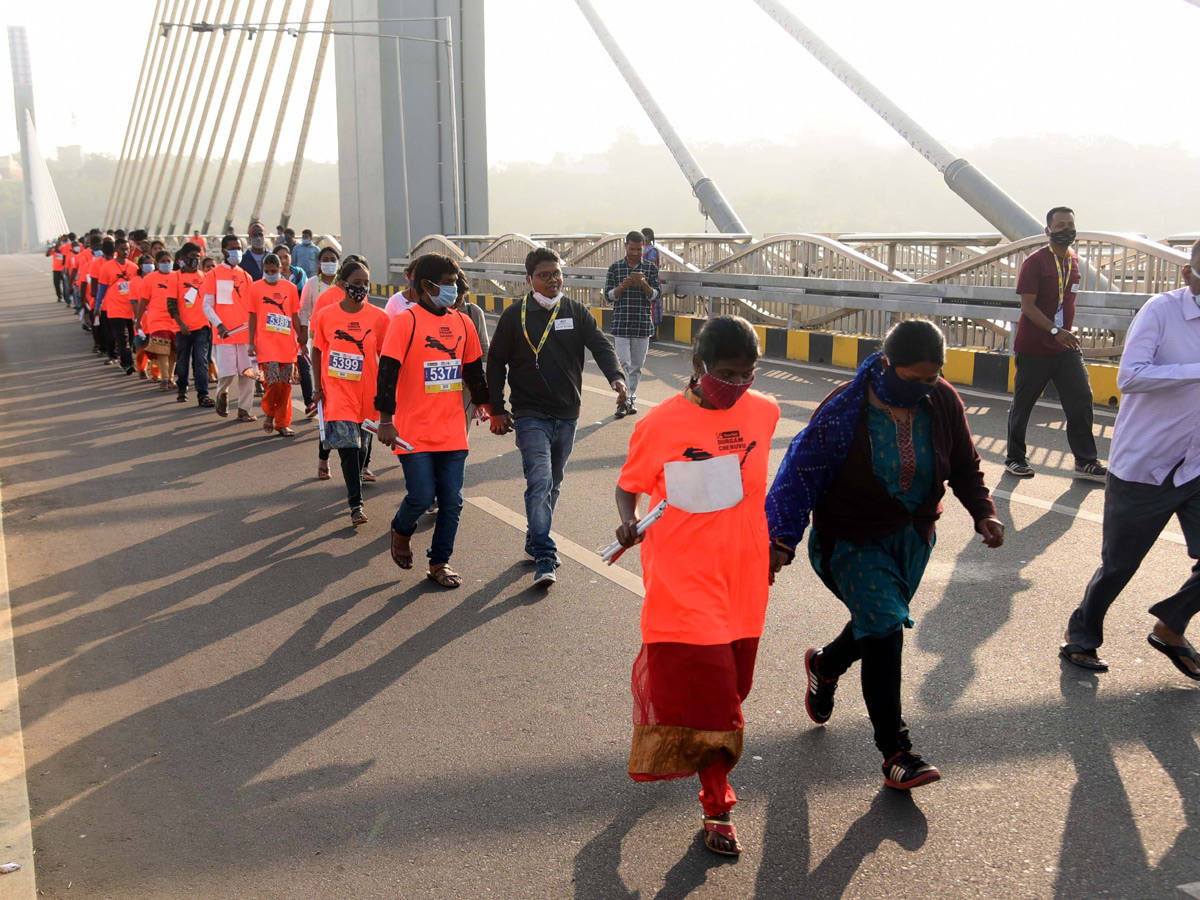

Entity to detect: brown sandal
[317,461,331,480]
[703,816,742,857]
[277,427,296,436]
[426,563,462,588]
[262,419,275,434]
[390,529,413,569]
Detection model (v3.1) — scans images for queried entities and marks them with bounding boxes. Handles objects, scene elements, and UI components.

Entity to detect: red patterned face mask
[699,364,754,409]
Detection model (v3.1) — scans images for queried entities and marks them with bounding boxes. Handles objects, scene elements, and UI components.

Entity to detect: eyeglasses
[533,271,563,281]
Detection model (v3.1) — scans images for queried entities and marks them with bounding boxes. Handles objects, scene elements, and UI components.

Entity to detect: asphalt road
[1,254,1197,900]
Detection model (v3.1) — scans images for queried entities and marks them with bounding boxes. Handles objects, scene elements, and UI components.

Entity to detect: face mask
[264,273,280,285]
[532,290,562,310]
[250,236,265,251]
[345,283,369,303]
[181,257,199,270]
[1049,227,1076,247]
[72,244,81,252]
[141,263,154,274]
[320,261,338,276]
[301,238,311,245]
[226,249,242,265]
[871,361,937,408]
[158,262,173,274]
[426,282,458,309]
[698,363,754,410]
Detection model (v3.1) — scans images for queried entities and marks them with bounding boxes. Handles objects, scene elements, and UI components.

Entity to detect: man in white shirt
[1061,239,1200,680]
[384,261,418,318]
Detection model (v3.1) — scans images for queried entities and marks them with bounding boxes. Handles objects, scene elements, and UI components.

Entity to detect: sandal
[317,462,331,481]
[361,469,377,483]
[350,505,368,526]
[277,427,296,436]
[1147,633,1200,681]
[703,816,742,857]
[390,530,413,569]
[1059,642,1108,671]
[263,419,275,434]
[197,396,215,407]
[237,410,258,422]
[426,563,462,588]
[215,393,228,417]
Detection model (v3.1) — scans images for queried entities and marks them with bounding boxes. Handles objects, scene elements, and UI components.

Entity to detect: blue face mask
[300,238,311,245]
[158,262,172,274]
[141,263,154,274]
[427,281,458,309]
[870,361,938,408]
[264,273,280,284]
[226,249,242,265]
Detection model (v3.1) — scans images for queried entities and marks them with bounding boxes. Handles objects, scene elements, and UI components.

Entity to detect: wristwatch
[1050,326,1060,336]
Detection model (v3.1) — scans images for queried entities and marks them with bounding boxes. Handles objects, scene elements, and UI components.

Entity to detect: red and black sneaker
[804,648,838,725]
[883,750,941,790]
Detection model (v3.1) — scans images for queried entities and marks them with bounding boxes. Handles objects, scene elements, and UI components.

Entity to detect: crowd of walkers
[40,218,1200,859]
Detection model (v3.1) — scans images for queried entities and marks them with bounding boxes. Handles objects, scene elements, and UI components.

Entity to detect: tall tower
[7,26,38,248]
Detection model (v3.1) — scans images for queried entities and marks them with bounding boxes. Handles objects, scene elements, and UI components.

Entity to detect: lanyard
[521,296,560,367]
[1053,251,1072,310]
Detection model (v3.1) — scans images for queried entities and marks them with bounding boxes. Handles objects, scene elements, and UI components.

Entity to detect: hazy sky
[2,0,1198,168]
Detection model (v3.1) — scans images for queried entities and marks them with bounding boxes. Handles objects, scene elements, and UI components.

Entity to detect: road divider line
[992,487,1185,545]
[465,496,645,597]
[0,480,37,898]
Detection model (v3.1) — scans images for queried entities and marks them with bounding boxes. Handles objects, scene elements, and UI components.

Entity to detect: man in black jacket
[488,248,627,586]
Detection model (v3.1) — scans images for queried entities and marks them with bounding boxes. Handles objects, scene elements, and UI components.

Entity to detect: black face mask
[1049,227,1076,246]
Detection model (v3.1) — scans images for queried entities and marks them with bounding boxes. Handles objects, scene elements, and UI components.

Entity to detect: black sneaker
[1074,460,1108,483]
[614,403,628,419]
[804,648,837,724]
[626,402,638,416]
[883,750,941,790]
[1005,460,1034,478]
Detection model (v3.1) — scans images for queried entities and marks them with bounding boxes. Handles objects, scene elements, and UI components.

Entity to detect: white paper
[663,453,743,513]
[216,279,234,306]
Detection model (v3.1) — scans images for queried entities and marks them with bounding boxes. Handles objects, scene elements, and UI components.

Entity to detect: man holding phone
[605,230,661,418]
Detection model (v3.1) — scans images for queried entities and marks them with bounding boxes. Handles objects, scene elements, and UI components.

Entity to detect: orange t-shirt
[98,258,140,319]
[86,255,108,307]
[312,284,346,316]
[74,250,93,286]
[139,273,177,335]
[203,264,253,344]
[52,242,68,271]
[380,304,482,453]
[310,300,391,423]
[617,390,781,646]
[249,279,301,363]
[169,270,208,332]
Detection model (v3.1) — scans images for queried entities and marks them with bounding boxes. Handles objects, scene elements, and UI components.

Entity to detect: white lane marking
[1177,883,1200,899]
[0,480,37,899]
[465,496,645,597]
[991,487,1185,546]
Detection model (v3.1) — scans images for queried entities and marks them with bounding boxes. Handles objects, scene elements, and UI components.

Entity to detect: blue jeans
[392,450,469,566]
[514,416,577,564]
[175,326,212,396]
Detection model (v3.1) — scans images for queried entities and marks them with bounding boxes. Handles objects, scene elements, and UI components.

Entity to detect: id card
[328,349,364,381]
[424,359,462,393]
[265,312,291,334]
[554,317,574,331]
[184,286,198,308]
[663,453,744,513]
[216,280,234,306]
[1054,308,1065,328]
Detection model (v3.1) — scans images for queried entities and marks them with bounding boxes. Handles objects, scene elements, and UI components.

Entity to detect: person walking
[604,230,660,418]
[767,319,1004,790]
[135,249,179,392]
[375,253,491,588]
[291,229,320,277]
[247,253,303,436]
[1005,207,1108,482]
[167,241,214,406]
[488,248,627,586]
[95,237,140,373]
[203,234,257,421]
[612,315,779,857]
[309,259,390,525]
[1060,239,1200,680]
[239,222,271,281]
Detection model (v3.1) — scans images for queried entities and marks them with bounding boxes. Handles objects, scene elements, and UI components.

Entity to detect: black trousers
[1006,350,1098,466]
[818,623,909,758]
[93,311,111,355]
[52,270,64,300]
[108,318,134,369]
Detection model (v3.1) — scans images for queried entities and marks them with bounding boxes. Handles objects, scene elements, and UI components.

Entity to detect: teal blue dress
[809,404,936,639]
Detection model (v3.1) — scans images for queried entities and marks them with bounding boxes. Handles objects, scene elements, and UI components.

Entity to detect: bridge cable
[278,2,333,227]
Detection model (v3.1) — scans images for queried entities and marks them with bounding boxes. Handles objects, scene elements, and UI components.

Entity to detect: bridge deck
[0,255,1196,899]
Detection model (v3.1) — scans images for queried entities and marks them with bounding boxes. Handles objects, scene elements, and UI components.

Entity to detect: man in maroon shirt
[1005,207,1107,481]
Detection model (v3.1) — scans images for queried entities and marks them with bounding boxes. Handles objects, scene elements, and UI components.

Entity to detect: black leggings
[336,434,373,509]
[818,622,908,758]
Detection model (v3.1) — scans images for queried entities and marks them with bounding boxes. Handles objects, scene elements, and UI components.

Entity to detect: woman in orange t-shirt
[248,253,303,436]
[613,315,780,858]
[310,259,390,525]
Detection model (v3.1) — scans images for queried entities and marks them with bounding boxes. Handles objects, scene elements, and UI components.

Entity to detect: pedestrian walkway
[1,255,1197,899]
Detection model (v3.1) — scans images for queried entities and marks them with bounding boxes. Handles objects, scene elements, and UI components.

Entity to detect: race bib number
[117,280,130,296]
[216,280,234,306]
[424,359,462,393]
[328,349,364,381]
[184,286,198,308]
[265,312,291,335]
